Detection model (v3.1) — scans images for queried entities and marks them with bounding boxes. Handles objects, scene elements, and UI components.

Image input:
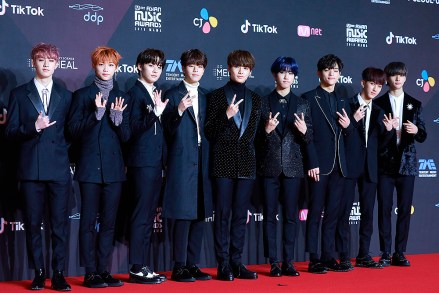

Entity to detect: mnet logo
[165,59,184,81]
[69,4,103,25]
[419,159,437,178]
[134,5,161,32]
[299,209,308,221]
[386,32,417,45]
[297,25,322,37]
[346,23,368,47]
[193,8,218,34]
[416,70,435,92]
[241,19,278,34]
[349,202,361,224]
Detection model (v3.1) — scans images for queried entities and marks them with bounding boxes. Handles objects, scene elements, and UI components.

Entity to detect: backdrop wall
[0,0,438,281]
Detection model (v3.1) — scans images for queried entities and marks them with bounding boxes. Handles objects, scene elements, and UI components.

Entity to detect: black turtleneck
[228,80,246,113]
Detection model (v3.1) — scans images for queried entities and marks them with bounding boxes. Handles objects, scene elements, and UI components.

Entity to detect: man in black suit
[5,43,72,291]
[205,50,261,281]
[125,48,168,284]
[257,56,312,277]
[335,68,395,270]
[302,54,353,273]
[374,62,427,267]
[162,49,213,282]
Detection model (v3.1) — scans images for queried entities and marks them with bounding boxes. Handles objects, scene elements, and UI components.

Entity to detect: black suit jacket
[205,83,262,179]
[301,85,353,176]
[257,90,312,178]
[374,92,427,176]
[68,82,130,183]
[161,82,213,219]
[125,80,166,168]
[344,96,394,182]
[6,80,72,181]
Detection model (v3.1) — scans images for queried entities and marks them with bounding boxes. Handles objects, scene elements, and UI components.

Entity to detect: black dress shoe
[308,261,327,274]
[217,264,234,281]
[340,260,354,271]
[99,271,124,287]
[281,262,300,276]
[379,252,391,267]
[187,265,212,280]
[51,270,71,291]
[171,266,196,282]
[83,272,108,288]
[391,253,411,266]
[232,264,258,279]
[152,272,167,282]
[31,269,46,290]
[129,266,162,284]
[269,262,282,277]
[323,259,350,272]
[356,255,383,269]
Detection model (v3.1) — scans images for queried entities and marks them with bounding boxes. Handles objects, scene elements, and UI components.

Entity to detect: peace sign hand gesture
[336,108,351,129]
[294,112,307,134]
[178,93,192,113]
[226,94,244,119]
[265,112,280,134]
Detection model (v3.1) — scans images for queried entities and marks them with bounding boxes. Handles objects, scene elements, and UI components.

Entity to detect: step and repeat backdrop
[0,0,438,281]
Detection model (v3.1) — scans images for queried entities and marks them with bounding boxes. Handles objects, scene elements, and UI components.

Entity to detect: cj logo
[416,70,435,93]
[193,8,218,34]
[0,0,9,16]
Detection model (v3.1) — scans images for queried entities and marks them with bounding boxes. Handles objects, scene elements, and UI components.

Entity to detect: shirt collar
[357,94,372,108]
[34,78,53,94]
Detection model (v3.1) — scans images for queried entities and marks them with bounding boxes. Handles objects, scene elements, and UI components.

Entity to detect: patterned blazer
[205,83,262,179]
[374,92,427,176]
[257,90,312,178]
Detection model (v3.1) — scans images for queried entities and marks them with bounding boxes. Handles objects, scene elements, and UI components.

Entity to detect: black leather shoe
[152,272,167,282]
[217,264,234,281]
[308,261,327,274]
[281,262,300,276]
[83,272,108,288]
[31,269,46,290]
[356,255,383,269]
[340,260,354,271]
[379,252,391,267]
[232,263,258,279]
[269,262,282,277]
[99,271,124,287]
[129,266,162,284]
[324,259,350,272]
[187,265,212,280]
[51,270,71,291]
[171,267,196,282]
[391,253,411,267]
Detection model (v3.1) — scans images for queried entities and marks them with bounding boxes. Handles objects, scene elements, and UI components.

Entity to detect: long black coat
[161,82,213,219]
[257,90,312,178]
[205,83,262,179]
[6,80,72,181]
[374,92,427,176]
[67,82,130,183]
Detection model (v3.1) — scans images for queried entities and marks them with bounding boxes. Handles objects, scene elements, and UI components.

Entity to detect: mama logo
[193,8,218,34]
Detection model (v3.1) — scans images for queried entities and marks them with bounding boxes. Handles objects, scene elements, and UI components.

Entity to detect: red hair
[91,46,122,68]
[31,43,60,63]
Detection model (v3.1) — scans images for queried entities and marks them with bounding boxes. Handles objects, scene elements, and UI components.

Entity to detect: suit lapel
[26,81,45,115]
[268,91,282,137]
[178,82,196,122]
[314,88,336,134]
[47,83,62,119]
[239,88,253,138]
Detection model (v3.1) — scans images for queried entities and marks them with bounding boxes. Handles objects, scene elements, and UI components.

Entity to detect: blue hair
[270,56,298,75]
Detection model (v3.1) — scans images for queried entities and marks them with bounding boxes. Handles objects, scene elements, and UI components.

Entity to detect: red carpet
[1,254,437,292]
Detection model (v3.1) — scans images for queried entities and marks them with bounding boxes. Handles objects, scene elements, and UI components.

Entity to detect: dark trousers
[127,166,162,266]
[173,219,204,266]
[306,171,345,261]
[214,178,254,266]
[21,179,71,270]
[79,182,123,273]
[262,175,302,263]
[336,176,377,259]
[377,174,415,253]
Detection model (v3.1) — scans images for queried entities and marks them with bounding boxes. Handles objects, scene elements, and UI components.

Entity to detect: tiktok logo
[0,109,7,124]
[0,218,7,234]
[0,0,9,16]
[241,19,251,33]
